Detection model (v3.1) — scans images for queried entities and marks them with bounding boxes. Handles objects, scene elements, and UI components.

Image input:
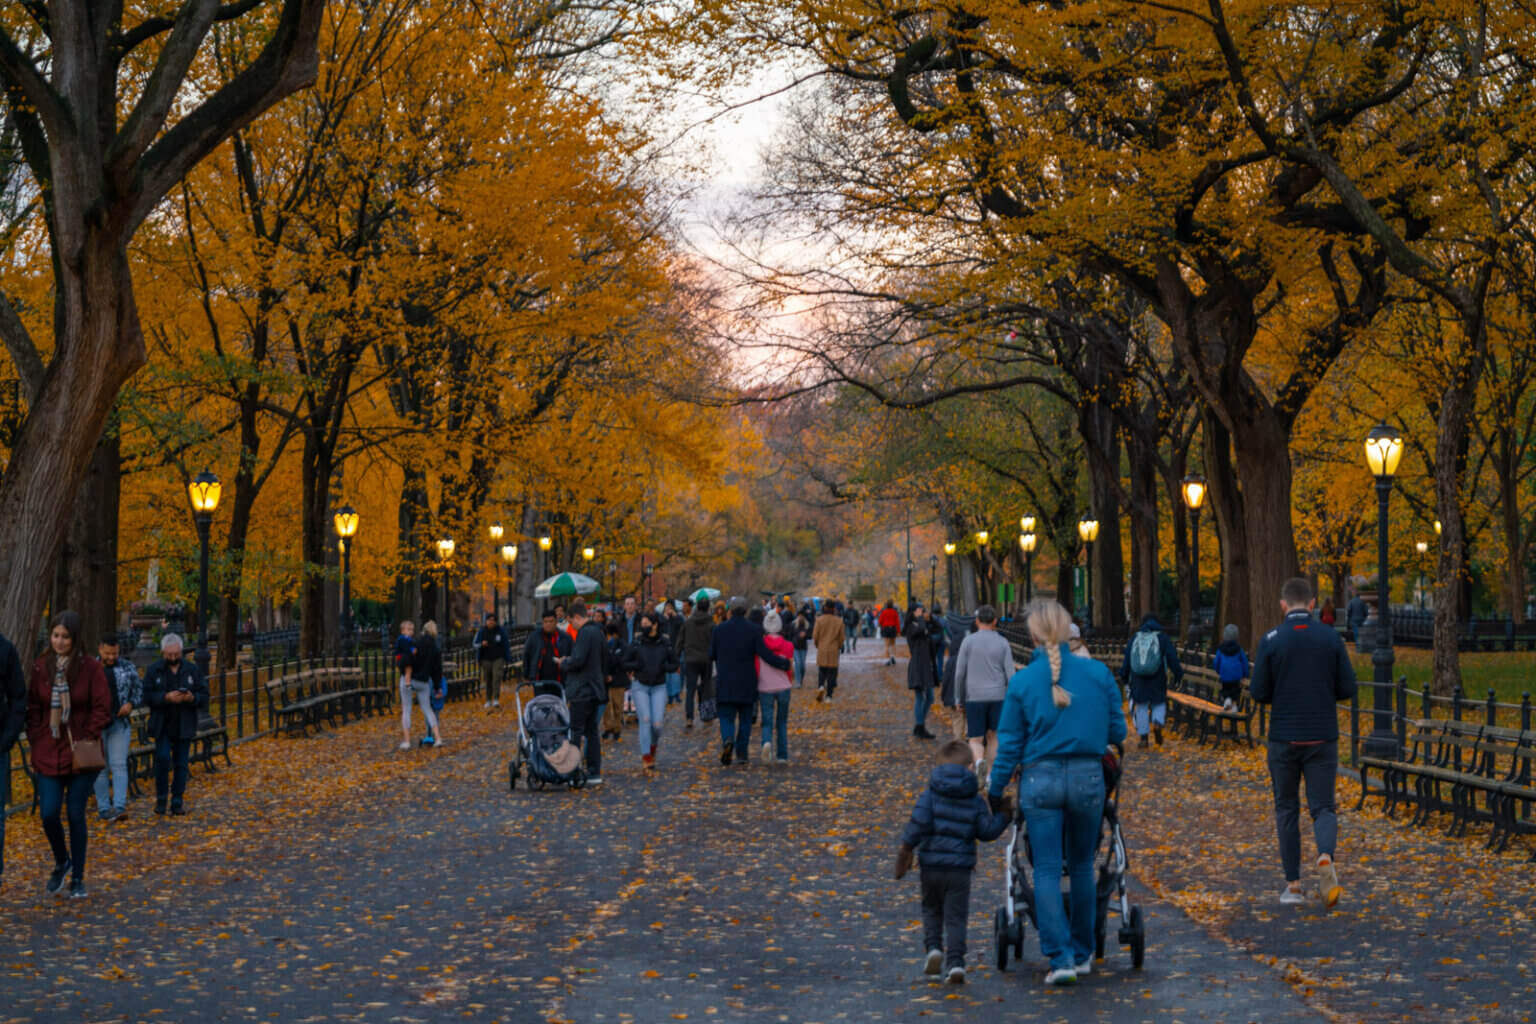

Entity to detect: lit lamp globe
[943,542,956,556]
[436,537,455,562]
[538,535,553,552]
[1415,540,1428,556]
[501,543,517,564]
[975,530,990,547]
[332,505,359,540]
[488,522,504,542]
[1363,422,1404,480]
[582,546,596,564]
[188,471,222,515]
[1020,515,1036,533]
[1077,517,1099,543]
[1020,532,1037,554]
[1180,474,1207,511]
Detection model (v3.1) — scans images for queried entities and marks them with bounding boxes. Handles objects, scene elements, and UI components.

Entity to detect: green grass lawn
[1349,647,1535,708]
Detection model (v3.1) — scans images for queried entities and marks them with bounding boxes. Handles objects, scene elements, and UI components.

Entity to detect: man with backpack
[1121,614,1182,749]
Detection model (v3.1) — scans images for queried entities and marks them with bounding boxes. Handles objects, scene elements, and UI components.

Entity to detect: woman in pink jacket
[758,611,795,764]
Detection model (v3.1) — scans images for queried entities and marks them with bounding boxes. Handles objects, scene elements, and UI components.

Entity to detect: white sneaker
[483,701,491,709]
[1044,967,1077,986]
[1279,884,1306,905]
[924,949,943,976]
[1074,959,1092,975]
[398,741,411,751]
[946,965,965,984]
[1317,856,1342,907]
[493,700,501,708]
[1223,698,1236,712]
[762,742,772,762]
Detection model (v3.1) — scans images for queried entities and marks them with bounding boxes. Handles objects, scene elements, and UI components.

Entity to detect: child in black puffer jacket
[895,740,1011,984]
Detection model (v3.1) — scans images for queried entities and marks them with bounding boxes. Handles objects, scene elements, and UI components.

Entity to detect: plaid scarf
[50,656,71,738]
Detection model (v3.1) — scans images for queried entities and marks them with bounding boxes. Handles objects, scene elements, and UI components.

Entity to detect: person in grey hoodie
[950,605,1016,773]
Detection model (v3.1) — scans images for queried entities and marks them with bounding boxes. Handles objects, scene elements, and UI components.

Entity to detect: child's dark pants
[920,867,972,969]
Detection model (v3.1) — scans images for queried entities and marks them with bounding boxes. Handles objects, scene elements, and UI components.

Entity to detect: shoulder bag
[67,725,106,772]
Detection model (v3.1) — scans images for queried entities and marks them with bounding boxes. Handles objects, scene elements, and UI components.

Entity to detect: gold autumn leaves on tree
[681,0,1536,691]
[0,1,748,655]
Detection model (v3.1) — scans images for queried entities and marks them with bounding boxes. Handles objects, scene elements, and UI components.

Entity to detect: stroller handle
[520,678,567,699]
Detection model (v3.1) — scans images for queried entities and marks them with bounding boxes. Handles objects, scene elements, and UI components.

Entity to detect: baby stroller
[993,749,1146,971]
[508,680,587,791]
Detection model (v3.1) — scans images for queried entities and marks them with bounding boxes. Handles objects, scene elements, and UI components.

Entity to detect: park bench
[1166,686,1257,747]
[265,665,381,737]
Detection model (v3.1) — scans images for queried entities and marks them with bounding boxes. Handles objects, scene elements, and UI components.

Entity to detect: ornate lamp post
[1181,473,1207,644]
[187,471,222,677]
[1364,422,1404,756]
[538,533,552,612]
[643,562,654,603]
[436,537,455,632]
[1415,540,1429,610]
[1077,515,1100,631]
[974,530,989,609]
[500,543,517,625]
[1019,531,1037,605]
[607,559,618,604]
[929,554,938,607]
[487,523,504,620]
[943,541,957,610]
[333,505,359,653]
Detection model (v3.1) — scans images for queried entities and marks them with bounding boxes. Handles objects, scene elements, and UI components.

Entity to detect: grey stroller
[509,680,587,791]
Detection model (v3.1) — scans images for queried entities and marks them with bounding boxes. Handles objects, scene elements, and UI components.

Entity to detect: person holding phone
[143,634,210,816]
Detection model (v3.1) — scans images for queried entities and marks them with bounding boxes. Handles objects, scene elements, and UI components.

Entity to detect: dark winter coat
[905,615,936,691]
[710,614,791,705]
[1250,610,1358,742]
[415,634,444,684]
[473,624,512,663]
[1121,615,1182,705]
[900,763,1010,870]
[929,615,948,654]
[523,627,570,683]
[143,658,211,742]
[625,631,679,687]
[27,654,112,777]
[788,612,813,652]
[604,636,627,689]
[562,621,608,705]
[0,633,26,755]
[680,608,715,666]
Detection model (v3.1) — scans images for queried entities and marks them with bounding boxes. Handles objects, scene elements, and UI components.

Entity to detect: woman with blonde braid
[987,600,1126,987]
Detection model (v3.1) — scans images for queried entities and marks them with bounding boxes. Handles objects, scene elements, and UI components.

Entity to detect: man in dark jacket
[474,613,513,709]
[709,597,791,766]
[660,601,685,705]
[558,602,607,784]
[905,605,937,740]
[0,630,25,886]
[523,610,571,696]
[1251,577,1358,909]
[679,599,715,728]
[1121,614,1182,748]
[896,740,1011,983]
[142,634,211,815]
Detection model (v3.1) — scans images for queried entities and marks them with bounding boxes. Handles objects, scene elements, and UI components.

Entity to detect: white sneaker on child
[924,949,943,976]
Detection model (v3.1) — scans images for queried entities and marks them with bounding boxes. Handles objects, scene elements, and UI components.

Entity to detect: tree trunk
[1203,411,1251,644]
[299,435,335,659]
[1127,444,1159,621]
[1080,398,1126,629]
[1432,380,1480,695]
[393,468,429,627]
[1227,410,1301,646]
[52,430,122,645]
[0,246,145,657]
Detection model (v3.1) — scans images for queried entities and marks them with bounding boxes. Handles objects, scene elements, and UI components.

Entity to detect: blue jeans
[1131,701,1167,737]
[38,771,99,881]
[718,701,754,760]
[155,735,193,806]
[93,718,133,813]
[758,690,790,759]
[665,670,682,702]
[1020,757,1104,969]
[913,685,933,727]
[631,682,667,756]
[934,650,945,681]
[792,649,807,687]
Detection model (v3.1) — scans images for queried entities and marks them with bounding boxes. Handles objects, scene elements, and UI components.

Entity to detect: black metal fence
[4,627,533,818]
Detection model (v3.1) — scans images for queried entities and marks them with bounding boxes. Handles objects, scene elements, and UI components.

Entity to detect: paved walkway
[2,641,1529,1022]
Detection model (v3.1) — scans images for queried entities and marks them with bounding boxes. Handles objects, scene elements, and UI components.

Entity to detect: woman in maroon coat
[26,610,110,899]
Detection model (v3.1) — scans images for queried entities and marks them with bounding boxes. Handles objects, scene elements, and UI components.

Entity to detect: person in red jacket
[878,601,902,665]
[26,610,111,899]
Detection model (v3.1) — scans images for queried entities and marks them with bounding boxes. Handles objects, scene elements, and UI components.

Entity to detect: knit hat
[1222,623,1240,644]
[763,611,783,634]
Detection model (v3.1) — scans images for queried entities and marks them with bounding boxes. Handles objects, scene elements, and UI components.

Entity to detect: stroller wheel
[509,762,519,791]
[993,908,1010,971]
[570,769,587,790]
[1127,906,1146,968]
[1094,921,1106,961]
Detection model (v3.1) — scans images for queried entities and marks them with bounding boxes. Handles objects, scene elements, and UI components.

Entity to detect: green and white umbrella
[534,572,600,599]
[689,587,722,603]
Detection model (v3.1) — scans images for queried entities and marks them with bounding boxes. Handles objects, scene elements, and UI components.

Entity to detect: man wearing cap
[709,597,792,767]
